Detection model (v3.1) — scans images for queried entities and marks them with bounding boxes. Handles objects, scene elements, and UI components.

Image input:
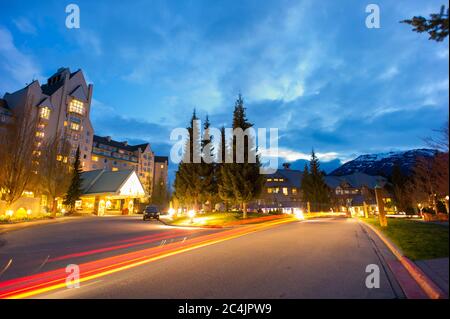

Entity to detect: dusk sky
[1,0,449,179]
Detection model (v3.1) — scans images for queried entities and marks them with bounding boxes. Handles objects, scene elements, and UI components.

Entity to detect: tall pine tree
[219,94,264,218]
[63,147,83,213]
[199,115,217,211]
[301,150,330,212]
[217,126,234,210]
[174,110,203,210]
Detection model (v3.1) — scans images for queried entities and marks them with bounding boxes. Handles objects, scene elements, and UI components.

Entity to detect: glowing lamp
[294,208,304,220]
[188,210,196,219]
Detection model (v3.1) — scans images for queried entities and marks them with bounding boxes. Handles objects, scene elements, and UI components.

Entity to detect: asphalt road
[0,216,404,298]
[0,216,222,282]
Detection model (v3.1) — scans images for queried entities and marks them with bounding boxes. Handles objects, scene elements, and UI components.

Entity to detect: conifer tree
[63,147,83,213]
[219,94,264,218]
[199,115,217,210]
[301,150,330,212]
[174,110,202,210]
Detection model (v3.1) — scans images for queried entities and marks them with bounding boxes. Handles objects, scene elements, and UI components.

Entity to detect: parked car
[143,205,160,221]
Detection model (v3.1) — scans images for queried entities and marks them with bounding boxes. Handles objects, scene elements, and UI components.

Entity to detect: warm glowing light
[188,210,196,219]
[5,210,13,217]
[294,208,304,220]
[168,208,175,218]
[26,209,32,215]
[61,208,66,214]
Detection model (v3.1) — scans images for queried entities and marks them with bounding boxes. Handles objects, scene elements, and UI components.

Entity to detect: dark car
[143,205,160,221]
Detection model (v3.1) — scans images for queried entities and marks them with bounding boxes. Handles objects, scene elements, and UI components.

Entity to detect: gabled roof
[325,172,387,189]
[41,80,64,96]
[129,143,150,152]
[93,135,141,152]
[264,169,302,188]
[69,85,88,102]
[36,96,54,110]
[81,169,143,195]
[154,156,168,163]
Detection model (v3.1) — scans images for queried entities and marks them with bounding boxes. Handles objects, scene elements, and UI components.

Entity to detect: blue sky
[1,0,448,179]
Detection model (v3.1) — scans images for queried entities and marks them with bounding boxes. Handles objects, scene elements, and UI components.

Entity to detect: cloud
[378,66,399,80]
[74,30,102,56]
[0,26,42,93]
[13,17,37,35]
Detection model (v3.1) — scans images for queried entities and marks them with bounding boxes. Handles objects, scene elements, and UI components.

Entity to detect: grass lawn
[162,211,286,227]
[364,217,449,261]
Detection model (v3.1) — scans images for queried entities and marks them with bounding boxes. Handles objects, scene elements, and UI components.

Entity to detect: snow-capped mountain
[330,149,438,177]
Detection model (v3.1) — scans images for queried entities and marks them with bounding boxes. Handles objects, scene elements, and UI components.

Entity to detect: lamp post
[445,196,449,214]
[418,203,423,218]
[375,184,387,227]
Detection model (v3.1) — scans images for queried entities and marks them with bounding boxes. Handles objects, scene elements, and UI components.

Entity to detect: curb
[359,219,447,299]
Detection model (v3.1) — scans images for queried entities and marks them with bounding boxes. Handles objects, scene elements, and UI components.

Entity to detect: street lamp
[445,196,449,214]
[188,210,196,223]
[418,203,423,217]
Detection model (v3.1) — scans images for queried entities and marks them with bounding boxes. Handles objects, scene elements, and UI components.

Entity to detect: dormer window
[40,107,51,120]
[69,99,84,115]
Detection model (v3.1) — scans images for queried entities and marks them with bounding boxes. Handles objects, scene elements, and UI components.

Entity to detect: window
[57,155,63,161]
[267,178,272,182]
[40,107,51,119]
[282,187,288,195]
[35,131,45,138]
[69,99,84,115]
[92,156,99,162]
[112,167,118,172]
[292,188,298,195]
[70,122,80,131]
[160,164,164,169]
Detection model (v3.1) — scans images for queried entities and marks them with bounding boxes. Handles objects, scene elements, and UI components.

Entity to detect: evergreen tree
[217,126,234,210]
[152,174,168,209]
[219,94,264,218]
[401,5,449,42]
[301,150,330,212]
[390,162,412,213]
[63,147,83,213]
[301,163,311,207]
[173,110,202,210]
[199,115,217,210]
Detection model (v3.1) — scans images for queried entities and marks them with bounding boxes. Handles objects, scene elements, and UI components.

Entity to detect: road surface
[0,216,404,298]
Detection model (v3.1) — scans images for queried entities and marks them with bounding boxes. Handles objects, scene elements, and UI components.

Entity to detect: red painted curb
[359,219,448,299]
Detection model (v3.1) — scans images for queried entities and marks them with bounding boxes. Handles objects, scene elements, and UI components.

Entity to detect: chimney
[282,163,291,170]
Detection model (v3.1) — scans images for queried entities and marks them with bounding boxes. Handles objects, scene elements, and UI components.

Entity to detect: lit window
[56,155,63,161]
[267,188,273,194]
[283,187,288,195]
[70,122,80,131]
[112,167,118,172]
[160,164,164,168]
[40,107,51,119]
[292,188,298,195]
[92,156,99,162]
[69,99,84,115]
[267,178,272,182]
[35,131,45,138]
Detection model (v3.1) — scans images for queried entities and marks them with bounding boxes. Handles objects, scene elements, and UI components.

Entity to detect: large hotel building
[0,67,168,214]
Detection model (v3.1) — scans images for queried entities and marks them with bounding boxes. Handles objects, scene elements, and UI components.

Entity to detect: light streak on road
[0,217,295,299]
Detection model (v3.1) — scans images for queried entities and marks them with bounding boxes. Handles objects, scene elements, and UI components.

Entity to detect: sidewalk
[359,219,448,299]
[0,216,93,235]
[415,258,449,296]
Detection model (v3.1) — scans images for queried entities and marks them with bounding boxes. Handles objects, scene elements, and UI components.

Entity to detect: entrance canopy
[80,169,146,198]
